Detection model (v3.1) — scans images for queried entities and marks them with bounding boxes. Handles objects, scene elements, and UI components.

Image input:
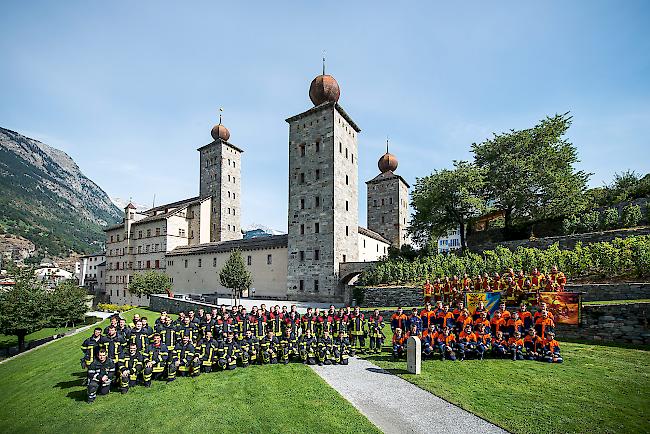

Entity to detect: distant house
[437,227,462,253]
[35,266,73,288]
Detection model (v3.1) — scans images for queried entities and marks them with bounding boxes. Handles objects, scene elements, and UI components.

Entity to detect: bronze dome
[211,123,230,142]
[309,74,340,106]
[378,152,398,173]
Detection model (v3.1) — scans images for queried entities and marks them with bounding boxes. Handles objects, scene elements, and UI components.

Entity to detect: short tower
[286,67,360,300]
[366,142,409,248]
[198,114,243,242]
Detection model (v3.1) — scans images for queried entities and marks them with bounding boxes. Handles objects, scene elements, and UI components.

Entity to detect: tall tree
[409,160,487,250]
[0,267,51,352]
[472,113,590,233]
[129,271,171,297]
[48,281,89,327]
[219,250,252,305]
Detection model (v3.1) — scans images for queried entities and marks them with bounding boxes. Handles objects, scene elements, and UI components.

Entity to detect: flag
[465,292,502,316]
[539,292,581,325]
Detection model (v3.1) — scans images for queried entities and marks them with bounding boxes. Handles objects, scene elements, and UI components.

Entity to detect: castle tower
[198,114,243,242]
[285,65,360,300]
[366,143,410,248]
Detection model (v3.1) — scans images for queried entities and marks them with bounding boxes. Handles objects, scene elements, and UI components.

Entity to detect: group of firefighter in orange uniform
[421,266,567,306]
[388,266,567,363]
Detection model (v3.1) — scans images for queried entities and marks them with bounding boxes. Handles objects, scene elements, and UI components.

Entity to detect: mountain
[0,127,121,258]
[242,223,286,236]
[111,197,148,212]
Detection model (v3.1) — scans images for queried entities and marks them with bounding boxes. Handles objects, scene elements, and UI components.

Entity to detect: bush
[601,207,619,230]
[621,204,642,227]
[562,215,580,234]
[97,303,136,312]
[356,235,650,285]
[579,210,600,232]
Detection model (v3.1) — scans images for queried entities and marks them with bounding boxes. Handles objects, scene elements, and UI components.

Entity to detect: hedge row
[357,235,650,286]
[97,303,137,313]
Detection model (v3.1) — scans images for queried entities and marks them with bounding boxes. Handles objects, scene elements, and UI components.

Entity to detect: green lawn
[0,309,379,434]
[365,327,650,434]
[0,316,102,349]
[583,299,650,306]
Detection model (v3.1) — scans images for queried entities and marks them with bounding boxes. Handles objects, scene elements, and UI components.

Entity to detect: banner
[539,292,581,325]
[465,292,501,316]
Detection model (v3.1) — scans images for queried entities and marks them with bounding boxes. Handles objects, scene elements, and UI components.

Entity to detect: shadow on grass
[65,389,88,402]
[54,371,87,401]
[366,367,409,375]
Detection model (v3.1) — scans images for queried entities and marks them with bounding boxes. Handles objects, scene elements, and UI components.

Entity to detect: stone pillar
[407,336,421,374]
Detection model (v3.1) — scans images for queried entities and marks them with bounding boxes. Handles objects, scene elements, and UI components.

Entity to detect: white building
[35,266,73,288]
[105,68,409,305]
[437,227,462,253]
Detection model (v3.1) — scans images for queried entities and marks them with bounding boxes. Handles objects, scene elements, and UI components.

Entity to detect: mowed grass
[0,309,380,434]
[0,316,101,349]
[365,327,650,434]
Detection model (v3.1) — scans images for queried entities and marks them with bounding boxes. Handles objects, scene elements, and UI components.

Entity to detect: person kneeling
[118,343,143,394]
[87,348,115,403]
[174,335,201,377]
[260,330,280,365]
[508,331,524,361]
[392,328,407,360]
[332,331,351,365]
[542,331,563,363]
[299,329,318,365]
[217,331,241,370]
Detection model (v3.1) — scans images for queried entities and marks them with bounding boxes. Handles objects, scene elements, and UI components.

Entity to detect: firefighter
[301,307,316,336]
[140,317,154,339]
[235,308,252,341]
[298,329,318,365]
[80,327,108,369]
[421,324,437,359]
[491,330,508,358]
[367,309,385,354]
[86,348,115,404]
[253,310,268,340]
[518,303,534,332]
[407,308,423,334]
[240,329,259,367]
[423,279,433,304]
[177,316,199,344]
[391,307,408,333]
[268,308,284,336]
[542,331,563,363]
[475,323,491,361]
[156,315,178,349]
[524,328,544,361]
[332,331,350,365]
[118,342,143,394]
[279,327,298,364]
[217,331,240,370]
[143,333,175,385]
[129,319,150,353]
[457,324,478,361]
[200,312,216,340]
[103,316,118,335]
[198,330,219,373]
[534,310,555,340]
[333,308,349,337]
[116,317,131,341]
[508,331,525,361]
[105,325,125,364]
[284,310,301,337]
[392,328,407,360]
[436,327,457,361]
[174,334,200,377]
[317,330,334,365]
[260,330,280,364]
[348,307,366,355]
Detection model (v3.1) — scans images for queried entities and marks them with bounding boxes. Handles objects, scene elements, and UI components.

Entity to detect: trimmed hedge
[97,303,136,313]
[357,235,650,286]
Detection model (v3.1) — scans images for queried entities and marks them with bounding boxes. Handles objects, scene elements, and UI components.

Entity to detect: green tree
[622,204,642,227]
[129,271,171,297]
[409,161,487,250]
[0,267,51,352]
[601,207,619,230]
[472,113,590,234]
[48,281,88,327]
[219,250,252,305]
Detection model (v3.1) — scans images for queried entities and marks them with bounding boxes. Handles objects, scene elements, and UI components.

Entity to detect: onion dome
[309,74,340,106]
[378,152,398,173]
[211,119,230,142]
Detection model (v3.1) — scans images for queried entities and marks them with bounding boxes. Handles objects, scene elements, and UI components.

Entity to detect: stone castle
[105,66,410,304]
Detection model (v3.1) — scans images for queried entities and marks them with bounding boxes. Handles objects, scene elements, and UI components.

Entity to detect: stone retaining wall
[469,226,650,253]
[557,302,649,345]
[355,283,650,307]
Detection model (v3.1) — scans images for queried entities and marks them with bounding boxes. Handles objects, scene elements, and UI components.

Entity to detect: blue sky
[1,1,649,231]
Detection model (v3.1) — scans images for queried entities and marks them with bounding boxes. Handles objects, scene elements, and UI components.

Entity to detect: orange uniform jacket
[458,331,477,343]
[490,317,506,334]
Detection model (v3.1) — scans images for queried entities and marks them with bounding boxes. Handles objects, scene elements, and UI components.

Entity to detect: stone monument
[407,336,421,374]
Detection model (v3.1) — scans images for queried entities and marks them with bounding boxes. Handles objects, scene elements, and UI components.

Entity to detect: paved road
[311,357,507,434]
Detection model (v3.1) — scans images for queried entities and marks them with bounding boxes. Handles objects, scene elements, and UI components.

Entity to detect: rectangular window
[300,198,305,209]
[314,222,320,233]
[314,280,319,292]
[373,199,377,206]
[247,255,252,266]
[345,200,349,211]
[299,280,305,291]
[198,258,202,267]
[213,257,217,267]
[345,226,349,236]
[315,196,320,207]
[110,235,114,243]
[339,142,342,153]
[146,229,151,237]
[155,259,159,269]
[300,144,306,157]
[145,245,150,253]
[343,254,347,262]
[315,141,320,152]
[352,153,354,163]
[299,251,305,261]
[300,173,305,184]
[138,261,142,269]
[146,260,151,269]
[138,231,142,239]
[345,175,349,185]
[267,254,272,265]
[363,239,366,248]
[184,259,188,268]
[315,169,320,180]
[314,249,320,260]
[300,224,305,235]
[345,148,348,159]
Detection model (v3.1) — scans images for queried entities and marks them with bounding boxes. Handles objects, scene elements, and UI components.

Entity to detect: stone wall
[469,226,650,253]
[150,294,217,315]
[355,283,650,307]
[566,283,650,302]
[556,302,649,345]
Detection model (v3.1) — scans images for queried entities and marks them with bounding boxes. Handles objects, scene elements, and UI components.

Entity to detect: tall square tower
[198,121,243,242]
[285,75,360,300]
[366,150,410,248]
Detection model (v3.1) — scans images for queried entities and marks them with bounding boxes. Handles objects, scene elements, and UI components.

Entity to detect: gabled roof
[143,196,200,216]
[358,226,391,245]
[197,138,244,154]
[134,197,208,225]
[166,234,288,256]
[365,170,410,188]
[285,101,361,133]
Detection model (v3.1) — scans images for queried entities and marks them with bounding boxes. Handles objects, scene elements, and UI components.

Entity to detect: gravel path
[311,357,507,434]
